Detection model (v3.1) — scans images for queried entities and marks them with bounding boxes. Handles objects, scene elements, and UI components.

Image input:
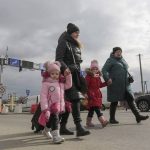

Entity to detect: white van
[22,95,40,112]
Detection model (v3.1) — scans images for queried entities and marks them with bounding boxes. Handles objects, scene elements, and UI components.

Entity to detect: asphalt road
[0,109,150,150]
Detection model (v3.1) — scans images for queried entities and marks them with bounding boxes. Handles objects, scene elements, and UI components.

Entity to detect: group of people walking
[37,23,149,144]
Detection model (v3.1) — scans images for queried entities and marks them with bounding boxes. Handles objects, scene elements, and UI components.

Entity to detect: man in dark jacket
[55,23,90,137]
[102,47,149,124]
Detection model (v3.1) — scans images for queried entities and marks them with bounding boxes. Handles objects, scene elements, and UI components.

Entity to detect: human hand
[45,110,50,120]
[107,79,112,85]
[64,68,71,76]
[83,94,88,99]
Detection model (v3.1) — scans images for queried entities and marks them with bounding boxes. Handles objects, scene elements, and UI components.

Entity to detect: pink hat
[44,61,61,73]
[90,60,99,69]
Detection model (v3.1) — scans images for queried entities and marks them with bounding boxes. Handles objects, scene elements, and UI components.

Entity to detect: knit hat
[112,47,122,54]
[90,60,99,69]
[44,61,61,73]
[67,23,80,35]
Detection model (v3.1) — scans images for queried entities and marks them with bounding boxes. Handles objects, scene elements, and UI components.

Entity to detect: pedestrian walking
[85,60,108,127]
[39,61,72,144]
[55,23,90,137]
[102,47,149,124]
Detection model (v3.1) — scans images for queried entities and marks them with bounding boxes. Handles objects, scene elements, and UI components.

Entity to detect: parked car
[135,94,150,112]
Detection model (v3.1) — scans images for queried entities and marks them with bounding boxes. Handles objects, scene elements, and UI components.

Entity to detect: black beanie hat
[67,23,80,35]
[112,47,122,54]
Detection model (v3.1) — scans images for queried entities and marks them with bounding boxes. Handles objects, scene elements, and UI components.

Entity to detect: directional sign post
[8,58,21,67]
[0,83,6,113]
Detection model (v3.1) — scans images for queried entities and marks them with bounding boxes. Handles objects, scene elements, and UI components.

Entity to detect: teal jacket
[102,54,133,102]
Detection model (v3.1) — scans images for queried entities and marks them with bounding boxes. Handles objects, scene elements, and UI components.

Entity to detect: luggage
[31,103,44,133]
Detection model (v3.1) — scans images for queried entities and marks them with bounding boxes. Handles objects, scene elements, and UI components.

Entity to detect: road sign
[22,60,33,69]
[26,89,30,96]
[0,84,6,95]
[8,58,21,67]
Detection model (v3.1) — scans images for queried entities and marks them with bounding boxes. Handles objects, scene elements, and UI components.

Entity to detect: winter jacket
[55,32,84,100]
[102,54,133,102]
[85,73,106,108]
[40,74,72,113]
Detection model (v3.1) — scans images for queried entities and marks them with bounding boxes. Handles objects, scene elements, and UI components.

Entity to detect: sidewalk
[0,110,149,150]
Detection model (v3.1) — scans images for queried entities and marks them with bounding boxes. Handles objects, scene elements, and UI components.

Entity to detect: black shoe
[76,123,90,137]
[109,119,119,124]
[60,125,74,135]
[136,115,149,123]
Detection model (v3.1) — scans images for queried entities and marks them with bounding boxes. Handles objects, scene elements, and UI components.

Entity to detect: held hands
[83,93,88,99]
[64,68,71,76]
[45,110,50,120]
[107,78,112,86]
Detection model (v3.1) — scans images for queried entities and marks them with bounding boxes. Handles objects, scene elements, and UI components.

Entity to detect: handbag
[66,42,88,94]
[127,71,134,83]
[119,60,134,84]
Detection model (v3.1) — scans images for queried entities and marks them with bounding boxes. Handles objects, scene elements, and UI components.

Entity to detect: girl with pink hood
[39,61,72,144]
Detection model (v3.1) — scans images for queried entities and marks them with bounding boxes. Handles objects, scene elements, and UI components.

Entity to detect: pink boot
[98,116,108,127]
[86,117,95,127]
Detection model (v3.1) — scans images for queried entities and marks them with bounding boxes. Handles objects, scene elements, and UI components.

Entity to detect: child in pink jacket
[40,61,72,144]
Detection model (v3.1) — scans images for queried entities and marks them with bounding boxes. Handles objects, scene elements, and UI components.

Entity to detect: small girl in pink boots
[39,61,72,144]
[85,60,108,128]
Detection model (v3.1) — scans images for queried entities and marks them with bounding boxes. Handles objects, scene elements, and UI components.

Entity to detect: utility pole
[0,56,3,112]
[0,47,8,112]
[138,54,144,94]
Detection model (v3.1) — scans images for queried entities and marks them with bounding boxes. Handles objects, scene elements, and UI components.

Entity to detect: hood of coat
[110,52,123,60]
[85,68,101,77]
[85,68,94,76]
[42,75,65,83]
[42,77,59,83]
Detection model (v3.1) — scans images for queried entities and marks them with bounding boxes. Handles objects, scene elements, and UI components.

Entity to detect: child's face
[50,70,60,80]
[91,67,99,74]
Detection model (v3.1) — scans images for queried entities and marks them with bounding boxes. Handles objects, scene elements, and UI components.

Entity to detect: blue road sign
[26,89,30,96]
[8,58,21,67]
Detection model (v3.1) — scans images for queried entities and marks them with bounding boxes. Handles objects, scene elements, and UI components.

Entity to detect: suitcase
[31,103,44,133]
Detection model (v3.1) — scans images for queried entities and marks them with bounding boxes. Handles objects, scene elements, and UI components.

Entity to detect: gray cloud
[0,0,150,97]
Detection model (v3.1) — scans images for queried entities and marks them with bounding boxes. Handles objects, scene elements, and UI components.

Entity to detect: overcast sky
[0,0,150,98]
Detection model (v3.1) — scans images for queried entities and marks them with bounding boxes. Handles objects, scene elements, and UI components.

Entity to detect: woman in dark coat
[55,23,90,137]
[102,47,149,124]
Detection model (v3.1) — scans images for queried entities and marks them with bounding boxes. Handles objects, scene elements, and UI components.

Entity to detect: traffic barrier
[1,105,9,114]
[14,104,22,113]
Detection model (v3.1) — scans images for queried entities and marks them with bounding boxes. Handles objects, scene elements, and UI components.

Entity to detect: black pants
[59,111,70,125]
[71,100,82,124]
[110,92,139,119]
[46,113,59,131]
[87,106,103,118]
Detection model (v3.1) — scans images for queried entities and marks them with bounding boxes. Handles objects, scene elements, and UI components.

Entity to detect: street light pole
[0,59,2,112]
